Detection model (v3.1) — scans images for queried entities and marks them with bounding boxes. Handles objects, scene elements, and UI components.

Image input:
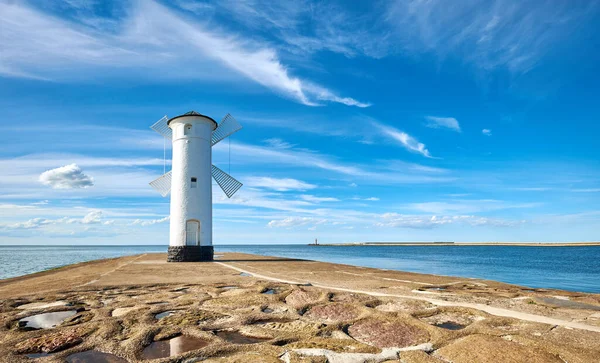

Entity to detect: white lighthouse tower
[149,111,242,262]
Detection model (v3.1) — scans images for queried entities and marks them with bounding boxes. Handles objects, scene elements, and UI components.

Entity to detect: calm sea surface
[0,245,598,293]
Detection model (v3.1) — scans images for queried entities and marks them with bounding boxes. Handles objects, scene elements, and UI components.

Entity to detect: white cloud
[300,195,340,203]
[39,164,94,189]
[81,211,103,224]
[571,188,600,193]
[267,217,327,228]
[373,123,433,158]
[352,197,379,201]
[482,129,492,136]
[0,1,368,108]
[425,116,461,132]
[406,200,540,214]
[244,177,316,191]
[131,216,170,226]
[377,213,522,229]
[2,210,111,230]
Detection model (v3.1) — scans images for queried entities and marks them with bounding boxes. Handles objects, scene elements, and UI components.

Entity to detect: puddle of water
[434,321,466,330]
[537,297,600,311]
[171,287,189,293]
[262,289,277,295]
[141,335,209,359]
[18,310,78,329]
[215,330,270,344]
[262,308,274,313]
[240,272,252,277]
[219,286,238,290]
[65,350,127,363]
[253,318,294,326]
[155,311,175,320]
[26,352,51,359]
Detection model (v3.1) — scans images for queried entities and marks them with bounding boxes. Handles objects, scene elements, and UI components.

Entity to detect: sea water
[0,245,598,293]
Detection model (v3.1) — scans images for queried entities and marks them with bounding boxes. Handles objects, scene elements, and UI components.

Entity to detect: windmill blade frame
[150,115,172,139]
[149,170,172,197]
[211,113,242,146]
[212,164,243,198]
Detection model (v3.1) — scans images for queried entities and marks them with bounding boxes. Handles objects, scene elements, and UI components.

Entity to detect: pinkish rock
[348,318,429,348]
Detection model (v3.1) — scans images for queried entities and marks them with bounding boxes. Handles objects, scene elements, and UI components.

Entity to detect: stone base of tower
[167,246,214,262]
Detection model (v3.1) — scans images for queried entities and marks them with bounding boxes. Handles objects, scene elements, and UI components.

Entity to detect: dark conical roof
[167,111,218,128]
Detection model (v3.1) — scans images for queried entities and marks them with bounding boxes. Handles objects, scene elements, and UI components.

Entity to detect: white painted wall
[169,115,215,247]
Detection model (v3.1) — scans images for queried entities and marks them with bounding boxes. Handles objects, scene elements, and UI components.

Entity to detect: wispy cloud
[130,216,170,226]
[300,195,340,203]
[200,0,390,59]
[267,216,327,228]
[406,199,541,214]
[482,129,492,136]
[373,122,433,158]
[0,1,368,107]
[2,210,111,230]
[244,177,316,192]
[377,213,522,229]
[385,0,596,73]
[425,116,461,132]
[215,142,453,184]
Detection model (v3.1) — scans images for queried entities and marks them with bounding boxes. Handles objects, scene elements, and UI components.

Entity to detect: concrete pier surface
[1,252,599,362]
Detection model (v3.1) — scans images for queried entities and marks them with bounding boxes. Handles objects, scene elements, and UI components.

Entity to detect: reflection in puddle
[19,310,78,329]
[155,311,175,319]
[262,308,274,313]
[219,286,238,290]
[434,321,466,330]
[65,350,127,363]
[262,289,277,295]
[26,352,51,359]
[215,330,270,344]
[252,318,294,326]
[171,287,189,293]
[142,335,209,359]
[240,272,252,277]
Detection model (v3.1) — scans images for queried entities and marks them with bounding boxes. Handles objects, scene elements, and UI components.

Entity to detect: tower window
[184,124,192,135]
[191,177,197,188]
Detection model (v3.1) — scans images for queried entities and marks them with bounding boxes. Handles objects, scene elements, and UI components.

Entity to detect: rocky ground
[0,253,599,362]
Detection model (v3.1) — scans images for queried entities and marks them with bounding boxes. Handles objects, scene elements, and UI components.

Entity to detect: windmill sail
[150,115,172,139]
[211,113,242,146]
[149,171,172,197]
[211,165,243,198]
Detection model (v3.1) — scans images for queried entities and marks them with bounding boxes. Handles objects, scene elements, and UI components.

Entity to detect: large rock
[434,335,563,363]
[285,289,323,309]
[304,303,362,323]
[348,318,429,348]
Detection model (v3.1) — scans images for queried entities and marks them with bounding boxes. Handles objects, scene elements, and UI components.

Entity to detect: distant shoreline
[310,242,600,247]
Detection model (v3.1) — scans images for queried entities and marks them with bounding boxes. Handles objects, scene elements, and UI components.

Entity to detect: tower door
[185,220,200,246]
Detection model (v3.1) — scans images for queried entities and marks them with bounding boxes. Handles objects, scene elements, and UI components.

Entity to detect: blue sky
[1,0,599,245]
